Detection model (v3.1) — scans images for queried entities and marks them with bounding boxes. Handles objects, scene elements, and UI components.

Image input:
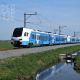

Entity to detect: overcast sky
[0,0,80,40]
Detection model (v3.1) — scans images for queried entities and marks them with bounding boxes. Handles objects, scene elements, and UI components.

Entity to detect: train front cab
[11,27,34,47]
[11,27,23,47]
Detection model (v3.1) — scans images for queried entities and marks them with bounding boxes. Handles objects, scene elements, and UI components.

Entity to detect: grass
[0,41,13,50]
[74,55,80,72]
[0,45,79,80]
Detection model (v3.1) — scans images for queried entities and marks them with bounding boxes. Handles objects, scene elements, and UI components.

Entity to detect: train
[11,27,80,47]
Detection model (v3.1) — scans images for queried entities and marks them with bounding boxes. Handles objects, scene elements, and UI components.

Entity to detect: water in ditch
[47,63,80,80]
[36,63,80,80]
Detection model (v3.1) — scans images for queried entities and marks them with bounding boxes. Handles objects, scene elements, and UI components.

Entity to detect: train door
[36,33,40,45]
[49,34,55,44]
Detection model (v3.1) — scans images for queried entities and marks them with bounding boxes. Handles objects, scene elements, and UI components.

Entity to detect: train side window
[24,32,28,36]
[27,33,29,36]
[32,34,36,39]
[32,34,34,39]
[24,32,26,36]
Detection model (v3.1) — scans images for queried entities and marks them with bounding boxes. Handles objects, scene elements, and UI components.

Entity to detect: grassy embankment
[0,40,13,50]
[0,45,80,80]
[74,55,80,72]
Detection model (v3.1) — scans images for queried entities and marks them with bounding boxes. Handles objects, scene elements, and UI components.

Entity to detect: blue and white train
[11,27,80,47]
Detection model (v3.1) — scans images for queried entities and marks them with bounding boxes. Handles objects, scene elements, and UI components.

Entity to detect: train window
[40,36,43,40]
[32,34,36,39]
[40,36,48,41]
[13,28,23,37]
[24,32,26,36]
[40,36,42,40]
[29,33,50,40]
[36,35,40,40]
[32,34,34,39]
[27,33,29,36]
[24,32,29,36]
[56,37,66,41]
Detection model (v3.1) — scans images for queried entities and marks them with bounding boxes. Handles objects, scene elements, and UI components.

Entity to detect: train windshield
[13,28,23,37]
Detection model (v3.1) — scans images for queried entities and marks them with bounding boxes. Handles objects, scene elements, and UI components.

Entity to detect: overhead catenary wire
[0,6,64,34]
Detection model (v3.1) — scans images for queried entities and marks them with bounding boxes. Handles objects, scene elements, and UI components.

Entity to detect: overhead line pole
[74,32,80,37]
[74,32,76,37]
[59,26,61,35]
[24,12,37,27]
[59,25,67,35]
[24,13,26,28]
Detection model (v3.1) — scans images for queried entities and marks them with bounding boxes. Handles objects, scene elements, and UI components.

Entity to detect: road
[0,44,80,59]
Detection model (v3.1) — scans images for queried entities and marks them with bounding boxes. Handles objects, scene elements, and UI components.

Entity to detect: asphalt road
[0,44,80,59]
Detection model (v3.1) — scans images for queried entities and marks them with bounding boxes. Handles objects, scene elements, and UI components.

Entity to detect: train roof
[15,27,79,38]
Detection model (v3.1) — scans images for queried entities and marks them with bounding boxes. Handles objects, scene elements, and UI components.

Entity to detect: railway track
[0,44,80,59]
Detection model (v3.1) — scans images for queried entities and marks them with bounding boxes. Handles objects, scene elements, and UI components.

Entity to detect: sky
[0,0,80,40]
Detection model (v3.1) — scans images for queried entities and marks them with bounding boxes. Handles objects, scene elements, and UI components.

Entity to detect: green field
[0,45,80,80]
[0,41,13,50]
